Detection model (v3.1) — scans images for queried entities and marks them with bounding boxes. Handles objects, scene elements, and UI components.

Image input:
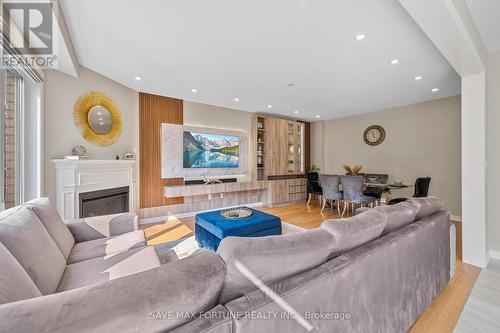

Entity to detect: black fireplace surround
[79,186,129,218]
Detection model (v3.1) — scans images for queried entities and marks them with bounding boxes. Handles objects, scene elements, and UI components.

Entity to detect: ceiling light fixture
[390,59,400,65]
[355,33,367,41]
[294,110,299,114]
[315,115,320,119]
[267,105,272,109]
[414,76,423,81]
[191,88,198,93]
[134,76,142,81]
[234,97,239,102]
[432,88,439,92]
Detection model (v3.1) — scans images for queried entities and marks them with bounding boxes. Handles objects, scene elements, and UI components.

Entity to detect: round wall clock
[363,125,385,146]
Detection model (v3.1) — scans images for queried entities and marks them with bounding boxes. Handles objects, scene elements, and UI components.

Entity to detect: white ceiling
[465,0,500,54]
[60,0,459,120]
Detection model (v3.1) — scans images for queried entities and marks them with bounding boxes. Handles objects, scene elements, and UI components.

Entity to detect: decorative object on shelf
[65,145,89,160]
[363,125,385,146]
[257,132,264,143]
[124,152,136,160]
[220,207,253,219]
[115,155,120,160]
[309,164,320,172]
[203,177,223,185]
[257,122,264,129]
[71,145,86,156]
[342,165,363,175]
[257,145,263,156]
[393,179,403,186]
[73,91,122,146]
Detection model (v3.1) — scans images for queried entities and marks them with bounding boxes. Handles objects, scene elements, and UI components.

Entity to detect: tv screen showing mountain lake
[183,132,239,168]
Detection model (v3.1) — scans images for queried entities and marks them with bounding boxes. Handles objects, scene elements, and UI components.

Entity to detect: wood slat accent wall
[139,92,184,208]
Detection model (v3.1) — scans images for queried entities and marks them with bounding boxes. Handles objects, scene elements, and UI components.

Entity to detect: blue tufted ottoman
[195,208,282,251]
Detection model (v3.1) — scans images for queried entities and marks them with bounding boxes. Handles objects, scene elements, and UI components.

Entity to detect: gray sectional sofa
[0,196,452,333]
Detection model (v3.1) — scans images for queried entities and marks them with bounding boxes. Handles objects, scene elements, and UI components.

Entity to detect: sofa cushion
[67,230,147,264]
[320,209,386,257]
[57,246,161,292]
[25,197,75,260]
[0,242,42,305]
[66,213,139,243]
[0,206,66,295]
[0,252,226,333]
[409,196,443,219]
[376,202,418,235]
[216,228,335,304]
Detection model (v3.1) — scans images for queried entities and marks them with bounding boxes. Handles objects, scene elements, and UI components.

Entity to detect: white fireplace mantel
[51,159,137,220]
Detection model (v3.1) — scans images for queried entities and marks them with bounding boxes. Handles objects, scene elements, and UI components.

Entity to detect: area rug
[154,221,305,264]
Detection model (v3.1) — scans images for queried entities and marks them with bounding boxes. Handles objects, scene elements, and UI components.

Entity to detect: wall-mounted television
[183,131,239,168]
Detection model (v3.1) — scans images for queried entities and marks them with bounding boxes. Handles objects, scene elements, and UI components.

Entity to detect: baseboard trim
[139,202,264,225]
[451,215,462,222]
[489,250,500,260]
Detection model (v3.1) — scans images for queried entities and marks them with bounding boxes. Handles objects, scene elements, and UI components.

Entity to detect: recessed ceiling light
[134,76,142,81]
[355,33,367,41]
[267,105,272,109]
[97,112,102,116]
[294,110,299,114]
[315,115,321,119]
[99,122,104,125]
[432,88,439,92]
[98,118,103,121]
[414,76,423,81]
[191,88,198,93]
[390,59,400,65]
[234,97,239,102]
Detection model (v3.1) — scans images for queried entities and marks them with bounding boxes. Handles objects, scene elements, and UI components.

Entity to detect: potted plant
[342,165,363,175]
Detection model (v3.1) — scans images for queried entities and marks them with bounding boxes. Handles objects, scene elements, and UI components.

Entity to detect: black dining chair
[387,177,431,205]
[306,171,323,205]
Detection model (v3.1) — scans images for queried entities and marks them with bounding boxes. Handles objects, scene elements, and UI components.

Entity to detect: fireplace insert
[79,186,129,218]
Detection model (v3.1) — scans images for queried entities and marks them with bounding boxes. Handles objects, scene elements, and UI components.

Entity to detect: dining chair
[306,171,323,205]
[340,175,377,217]
[387,177,431,205]
[319,174,343,215]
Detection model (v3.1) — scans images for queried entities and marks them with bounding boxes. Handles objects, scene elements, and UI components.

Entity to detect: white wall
[312,96,462,216]
[486,50,500,254]
[310,121,325,171]
[183,101,253,181]
[462,73,487,266]
[43,67,139,203]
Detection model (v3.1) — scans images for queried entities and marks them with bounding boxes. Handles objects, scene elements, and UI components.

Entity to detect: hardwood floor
[141,201,480,332]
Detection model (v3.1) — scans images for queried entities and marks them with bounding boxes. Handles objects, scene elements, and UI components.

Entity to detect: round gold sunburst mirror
[73,92,122,146]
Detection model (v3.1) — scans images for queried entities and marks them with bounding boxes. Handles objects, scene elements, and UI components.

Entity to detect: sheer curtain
[0,57,43,210]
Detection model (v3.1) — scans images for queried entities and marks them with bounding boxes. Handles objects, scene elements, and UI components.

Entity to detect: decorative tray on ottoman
[220,207,253,219]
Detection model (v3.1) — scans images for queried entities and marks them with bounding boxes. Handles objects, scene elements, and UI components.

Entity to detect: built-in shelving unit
[251,115,308,204]
[256,116,266,180]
